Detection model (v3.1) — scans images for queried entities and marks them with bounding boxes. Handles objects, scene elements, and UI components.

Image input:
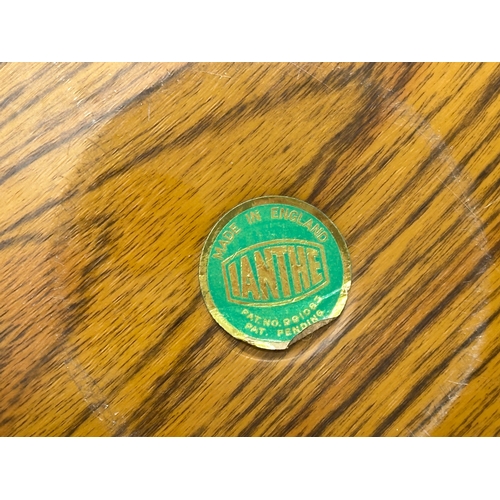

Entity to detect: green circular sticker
[199,196,351,350]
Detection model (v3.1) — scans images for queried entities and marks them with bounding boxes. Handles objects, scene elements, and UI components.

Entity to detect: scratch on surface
[438,176,479,222]
[197,71,231,79]
[448,380,468,387]
[86,138,108,156]
[291,62,333,92]
[64,357,125,432]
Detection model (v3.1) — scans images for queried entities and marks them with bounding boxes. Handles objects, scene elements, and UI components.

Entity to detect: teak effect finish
[0,63,499,436]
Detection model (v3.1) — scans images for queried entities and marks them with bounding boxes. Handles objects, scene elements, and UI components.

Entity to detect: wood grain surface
[0,62,499,436]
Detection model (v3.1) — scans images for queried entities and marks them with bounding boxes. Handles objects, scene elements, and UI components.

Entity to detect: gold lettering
[254,249,279,300]
[288,245,311,294]
[289,210,298,222]
[245,210,261,225]
[213,247,224,259]
[311,223,322,238]
[269,246,291,297]
[271,208,279,219]
[279,208,289,220]
[228,261,240,297]
[213,225,240,259]
[307,248,323,285]
[303,219,313,230]
[240,255,260,300]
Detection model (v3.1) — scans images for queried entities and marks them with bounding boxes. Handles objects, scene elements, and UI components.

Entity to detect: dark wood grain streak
[0,64,91,134]
[0,63,190,187]
[372,319,488,436]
